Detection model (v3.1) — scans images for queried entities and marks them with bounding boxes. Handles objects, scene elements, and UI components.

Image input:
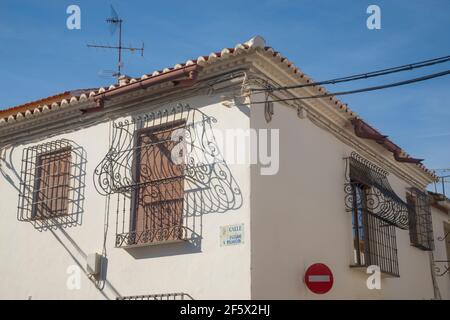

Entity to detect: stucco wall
[250,99,436,299]
[0,88,442,300]
[0,94,251,299]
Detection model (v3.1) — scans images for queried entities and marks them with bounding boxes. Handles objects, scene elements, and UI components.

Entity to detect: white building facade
[0,36,448,299]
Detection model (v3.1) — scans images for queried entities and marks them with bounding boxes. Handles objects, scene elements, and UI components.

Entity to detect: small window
[17,139,85,230]
[351,182,400,277]
[407,188,434,251]
[32,148,72,219]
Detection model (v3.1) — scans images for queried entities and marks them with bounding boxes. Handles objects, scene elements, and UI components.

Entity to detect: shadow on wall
[50,225,121,299]
[93,104,244,257]
[0,146,22,193]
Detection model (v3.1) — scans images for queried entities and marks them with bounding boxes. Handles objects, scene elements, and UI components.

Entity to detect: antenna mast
[87,6,144,82]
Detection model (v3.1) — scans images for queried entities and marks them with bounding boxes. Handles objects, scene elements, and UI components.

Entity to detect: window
[130,121,186,246]
[351,183,400,277]
[17,139,85,230]
[352,184,367,266]
[32,148,72,219]
[94,105,243,248]
[345,153,404,277]
[406,188,434,251]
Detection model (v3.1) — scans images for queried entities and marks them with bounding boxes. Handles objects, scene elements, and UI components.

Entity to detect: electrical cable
[247,69,450,104]
[252,55,450,92]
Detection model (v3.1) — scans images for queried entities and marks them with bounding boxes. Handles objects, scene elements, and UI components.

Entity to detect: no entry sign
[304,263,334,294]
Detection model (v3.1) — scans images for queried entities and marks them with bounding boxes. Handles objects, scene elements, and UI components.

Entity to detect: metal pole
[443,177,446,197]
[439,175,450,197]
[118,20,122,81]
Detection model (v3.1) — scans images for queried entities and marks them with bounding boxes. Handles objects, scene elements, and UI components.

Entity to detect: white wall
[250,99,436,299]
[0,94,252,300]
[0,89,442,300]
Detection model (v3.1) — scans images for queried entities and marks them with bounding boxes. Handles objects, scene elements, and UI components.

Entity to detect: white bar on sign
[308,275,330,282]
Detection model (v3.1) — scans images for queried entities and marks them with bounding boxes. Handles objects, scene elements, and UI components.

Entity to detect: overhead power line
[434,169,450,173]
[252,55,450,92]
[248,69,450,104]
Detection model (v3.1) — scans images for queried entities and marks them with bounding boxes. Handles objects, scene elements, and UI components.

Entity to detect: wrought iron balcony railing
[115,225,198,248]
[344,152,410,229]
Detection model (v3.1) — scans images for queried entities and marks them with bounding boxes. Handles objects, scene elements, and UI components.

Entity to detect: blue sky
[0,0,449,172]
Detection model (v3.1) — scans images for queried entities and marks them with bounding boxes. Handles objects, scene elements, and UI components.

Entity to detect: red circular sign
[304,263,334,294]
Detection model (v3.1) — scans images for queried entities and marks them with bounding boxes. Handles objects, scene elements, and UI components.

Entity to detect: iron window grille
[117,292,193,300]
[406,188,434,251]
[94,104,242,248]
[17,139,86,230]
[345,152,406,277]
[344,152,410,229]
[350,183,400,276]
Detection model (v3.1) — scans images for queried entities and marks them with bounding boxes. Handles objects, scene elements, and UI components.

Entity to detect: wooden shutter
[407,193,419,245]
[132,121,185,244]
[407,190,434,250]
[32,148,71,219]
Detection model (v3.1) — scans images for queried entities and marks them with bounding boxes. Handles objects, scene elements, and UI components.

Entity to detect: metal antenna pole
[118,19,122,78]
[87,7,144,83]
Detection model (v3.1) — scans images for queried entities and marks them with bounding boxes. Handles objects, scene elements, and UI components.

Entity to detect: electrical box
[86,253,101,276]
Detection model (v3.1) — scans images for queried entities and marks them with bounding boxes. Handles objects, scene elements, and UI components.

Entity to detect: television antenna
[432,168,450,197]
[87,5,144,82]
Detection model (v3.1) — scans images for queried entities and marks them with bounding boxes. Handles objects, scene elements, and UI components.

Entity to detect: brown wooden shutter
[407,193,419,245]
[32,148,71,219]
[132,121,185,244]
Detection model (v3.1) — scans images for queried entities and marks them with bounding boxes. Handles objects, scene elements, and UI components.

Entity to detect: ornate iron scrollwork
[115,225,196,248]
[434,231,450,277]
[434,262,450,277]
[344,152,410,229]
[94,103,242,247]
[437,231,450,242]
